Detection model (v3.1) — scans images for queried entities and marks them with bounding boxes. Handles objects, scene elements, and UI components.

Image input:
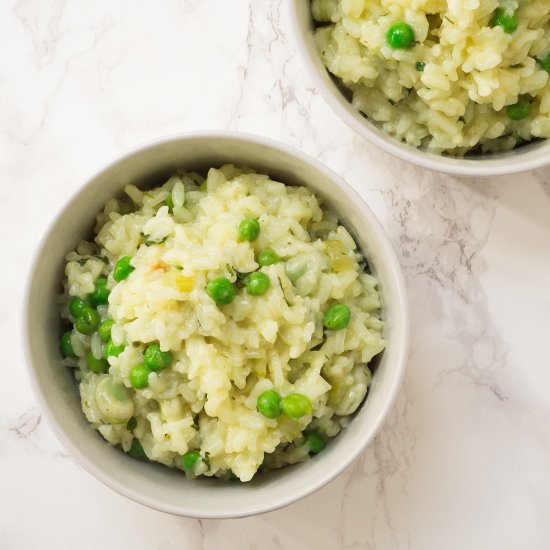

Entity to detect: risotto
[312,0,550,155]
[58,165,385,482]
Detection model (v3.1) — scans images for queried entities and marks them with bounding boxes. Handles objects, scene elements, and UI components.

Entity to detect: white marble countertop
[3,1,550,549]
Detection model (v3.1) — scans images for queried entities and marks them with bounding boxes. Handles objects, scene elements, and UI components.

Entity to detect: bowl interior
[25,133,408,518]
[290,1,550,176]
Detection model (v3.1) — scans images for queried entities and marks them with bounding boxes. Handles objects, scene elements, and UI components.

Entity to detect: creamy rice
[312,0,550,155]
[59,165,385,482]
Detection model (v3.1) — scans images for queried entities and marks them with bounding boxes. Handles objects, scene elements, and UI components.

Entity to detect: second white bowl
[289,1,550,177]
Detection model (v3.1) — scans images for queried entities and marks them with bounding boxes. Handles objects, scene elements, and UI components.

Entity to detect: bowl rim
[23,131,409,517]
[288,1,550,177]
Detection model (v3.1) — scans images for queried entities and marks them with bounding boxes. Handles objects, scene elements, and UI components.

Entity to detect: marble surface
[2,1,550,548]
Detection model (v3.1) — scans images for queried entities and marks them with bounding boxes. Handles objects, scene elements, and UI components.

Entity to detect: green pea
[60,331,76,358]
[256,390,282,419]
[88,277,110,306]
[323,304,351,330]
[491,8,518,34]
[415,61,425,72]
[143,343,172,371]
[95,377,134,422]
[104,339,125,358]
[68,298,88,318]
[113,256,135,282]
[128,438,146,458]
[127,417,137,431]
[245,272,270,296]
[238,218,260,241]
[539,54,550,72]
[75,307,100,335]
[257,249,281,267]
[182,450,201,471]
[206,277,236,305]
[304,432,325,454]
[282,393,312,419]
[386,22,415,49]
[130,363,151,389]
[507,99,532,120]
[86,351,108,374]
[98,319,114,342]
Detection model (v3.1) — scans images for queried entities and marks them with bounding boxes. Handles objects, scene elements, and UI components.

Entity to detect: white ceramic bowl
[289,1,550,177]
[24,132,408,518]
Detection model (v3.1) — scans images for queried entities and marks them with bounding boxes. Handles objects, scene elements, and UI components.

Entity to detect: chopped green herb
[128,438,146,458]
[142,234,169,247]
[165,193,174,211]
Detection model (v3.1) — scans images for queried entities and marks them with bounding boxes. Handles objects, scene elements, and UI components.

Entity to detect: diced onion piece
[176,275,194,293]
[325,239,353,271]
